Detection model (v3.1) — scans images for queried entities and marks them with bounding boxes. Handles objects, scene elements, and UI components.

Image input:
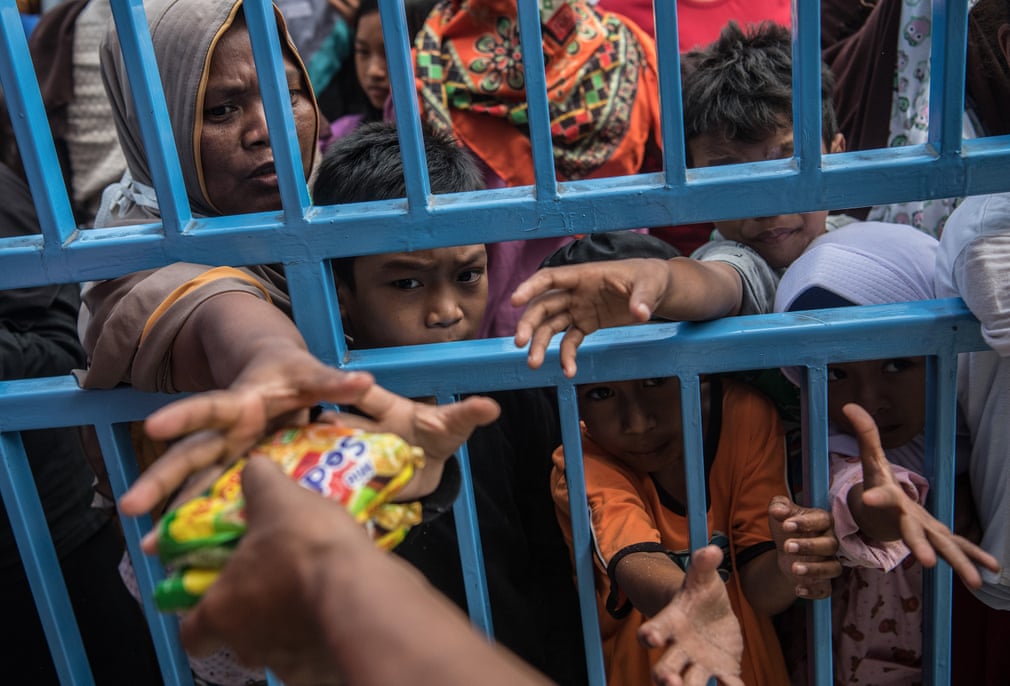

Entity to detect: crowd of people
[6,0,1010,684]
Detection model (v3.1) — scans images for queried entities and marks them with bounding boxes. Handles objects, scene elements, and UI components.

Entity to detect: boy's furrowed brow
[379,254,436,271]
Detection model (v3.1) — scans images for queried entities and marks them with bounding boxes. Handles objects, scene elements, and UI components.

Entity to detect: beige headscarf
[98,0,318,222]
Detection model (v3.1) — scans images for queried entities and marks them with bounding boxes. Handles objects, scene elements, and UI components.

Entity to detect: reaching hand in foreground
[768,495,841,599]
[512,259,674,377]
[119,343,500,538]
[638,545,745,686]
[843,402,1000,589]
[180,457,550,686]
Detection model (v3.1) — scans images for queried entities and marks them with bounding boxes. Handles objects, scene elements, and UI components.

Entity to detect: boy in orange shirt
[542,234,840,686]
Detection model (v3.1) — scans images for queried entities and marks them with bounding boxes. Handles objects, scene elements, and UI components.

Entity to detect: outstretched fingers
[843,403,893,490]
[639,546,743,686]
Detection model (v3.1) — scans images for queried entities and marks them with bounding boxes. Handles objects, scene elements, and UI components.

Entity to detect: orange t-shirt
[552,379,791,686]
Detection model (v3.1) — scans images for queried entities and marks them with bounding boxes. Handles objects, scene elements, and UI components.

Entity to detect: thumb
[685,544,724,588]
[768,494,796,521]
[441,395,502,431]
[861,484,903,510]
[629,282,659,322]
[240,455,299,523]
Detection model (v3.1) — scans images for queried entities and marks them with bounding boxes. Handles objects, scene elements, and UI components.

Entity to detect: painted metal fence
[0,0,1005,684]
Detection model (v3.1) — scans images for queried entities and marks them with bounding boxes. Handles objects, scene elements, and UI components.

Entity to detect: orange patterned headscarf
[415,0,661,187]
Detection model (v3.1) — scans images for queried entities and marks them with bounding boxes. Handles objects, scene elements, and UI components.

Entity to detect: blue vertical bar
[96,422,194,686]
[927,0,968,157]
[653,0,687,187]
[0,432,94,686]
[244,0,312,218]
[801,365,833,686]
[516,0,559,199]
[679,375,709,550]
[791,0,823,175]
[108,0,192,236]
[557,383,607,686]
[438,393,495,638]
[921,353,957,685]
[380,0,432,213]
[284,260,345,367]
[0,0,77,244]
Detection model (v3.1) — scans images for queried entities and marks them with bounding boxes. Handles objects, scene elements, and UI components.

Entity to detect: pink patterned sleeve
[828,452,929,573]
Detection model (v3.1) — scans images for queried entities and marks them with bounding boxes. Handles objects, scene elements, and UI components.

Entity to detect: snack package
[153,425,425,611]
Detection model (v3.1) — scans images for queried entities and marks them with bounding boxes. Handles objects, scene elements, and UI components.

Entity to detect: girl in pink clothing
[773,223,999,684]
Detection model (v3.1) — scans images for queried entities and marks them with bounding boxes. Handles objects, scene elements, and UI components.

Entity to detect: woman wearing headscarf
[414,0,662,337]
[82,0,495,456]
[81,0,318,393]
[79,0,500,629]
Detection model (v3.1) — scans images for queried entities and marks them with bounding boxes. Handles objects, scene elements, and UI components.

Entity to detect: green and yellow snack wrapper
[154,425,424,611]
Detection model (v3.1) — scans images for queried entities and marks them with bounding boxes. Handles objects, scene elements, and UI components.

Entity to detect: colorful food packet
[153,425,425,611]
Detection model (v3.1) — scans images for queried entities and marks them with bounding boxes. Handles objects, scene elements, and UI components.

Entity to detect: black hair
[682,21,838,148]
[541,232,680,269]
[353,0,440,42]
[313,121,484,290]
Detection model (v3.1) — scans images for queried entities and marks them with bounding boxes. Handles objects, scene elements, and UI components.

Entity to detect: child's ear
[829,132,846,154]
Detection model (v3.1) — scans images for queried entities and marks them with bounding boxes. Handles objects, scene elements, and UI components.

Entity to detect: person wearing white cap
[774,222,999,685]
[933,5,1010,614]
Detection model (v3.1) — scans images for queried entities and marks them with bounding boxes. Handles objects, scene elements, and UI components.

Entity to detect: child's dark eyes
[641,378,666,388]
[826,366,846,382]
[584,386,615,401]
[457,269,484,284]
[391,278,422,290]
[883,358,916,373]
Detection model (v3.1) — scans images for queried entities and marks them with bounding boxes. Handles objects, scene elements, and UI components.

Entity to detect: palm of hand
[639,562,744,686]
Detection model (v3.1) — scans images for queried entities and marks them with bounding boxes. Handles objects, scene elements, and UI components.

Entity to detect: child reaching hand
[512,21,865,378]
[772,222,1000,684]
[543,233,840,686]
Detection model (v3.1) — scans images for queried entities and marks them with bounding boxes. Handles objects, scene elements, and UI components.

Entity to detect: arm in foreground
[512,258,742,377]
[842,403,1000,589]
[180,456,551,686]
[119,292,500,524]
[623,546,745,686]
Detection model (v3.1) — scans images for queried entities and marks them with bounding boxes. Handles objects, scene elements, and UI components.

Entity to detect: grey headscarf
[97,0,318,222]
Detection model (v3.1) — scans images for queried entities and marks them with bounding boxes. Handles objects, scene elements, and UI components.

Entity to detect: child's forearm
[614,551,687,617]
[739,550,800,616]
[654,258,743,321]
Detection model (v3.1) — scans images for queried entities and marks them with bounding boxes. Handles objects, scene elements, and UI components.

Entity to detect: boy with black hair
[313,121,587,685]
[513,21,859,378]
[538,232,840,686]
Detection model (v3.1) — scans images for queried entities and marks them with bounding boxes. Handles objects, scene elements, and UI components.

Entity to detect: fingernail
[783,521,797,532]
[785,542,799,553]
[794,564,808,575]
